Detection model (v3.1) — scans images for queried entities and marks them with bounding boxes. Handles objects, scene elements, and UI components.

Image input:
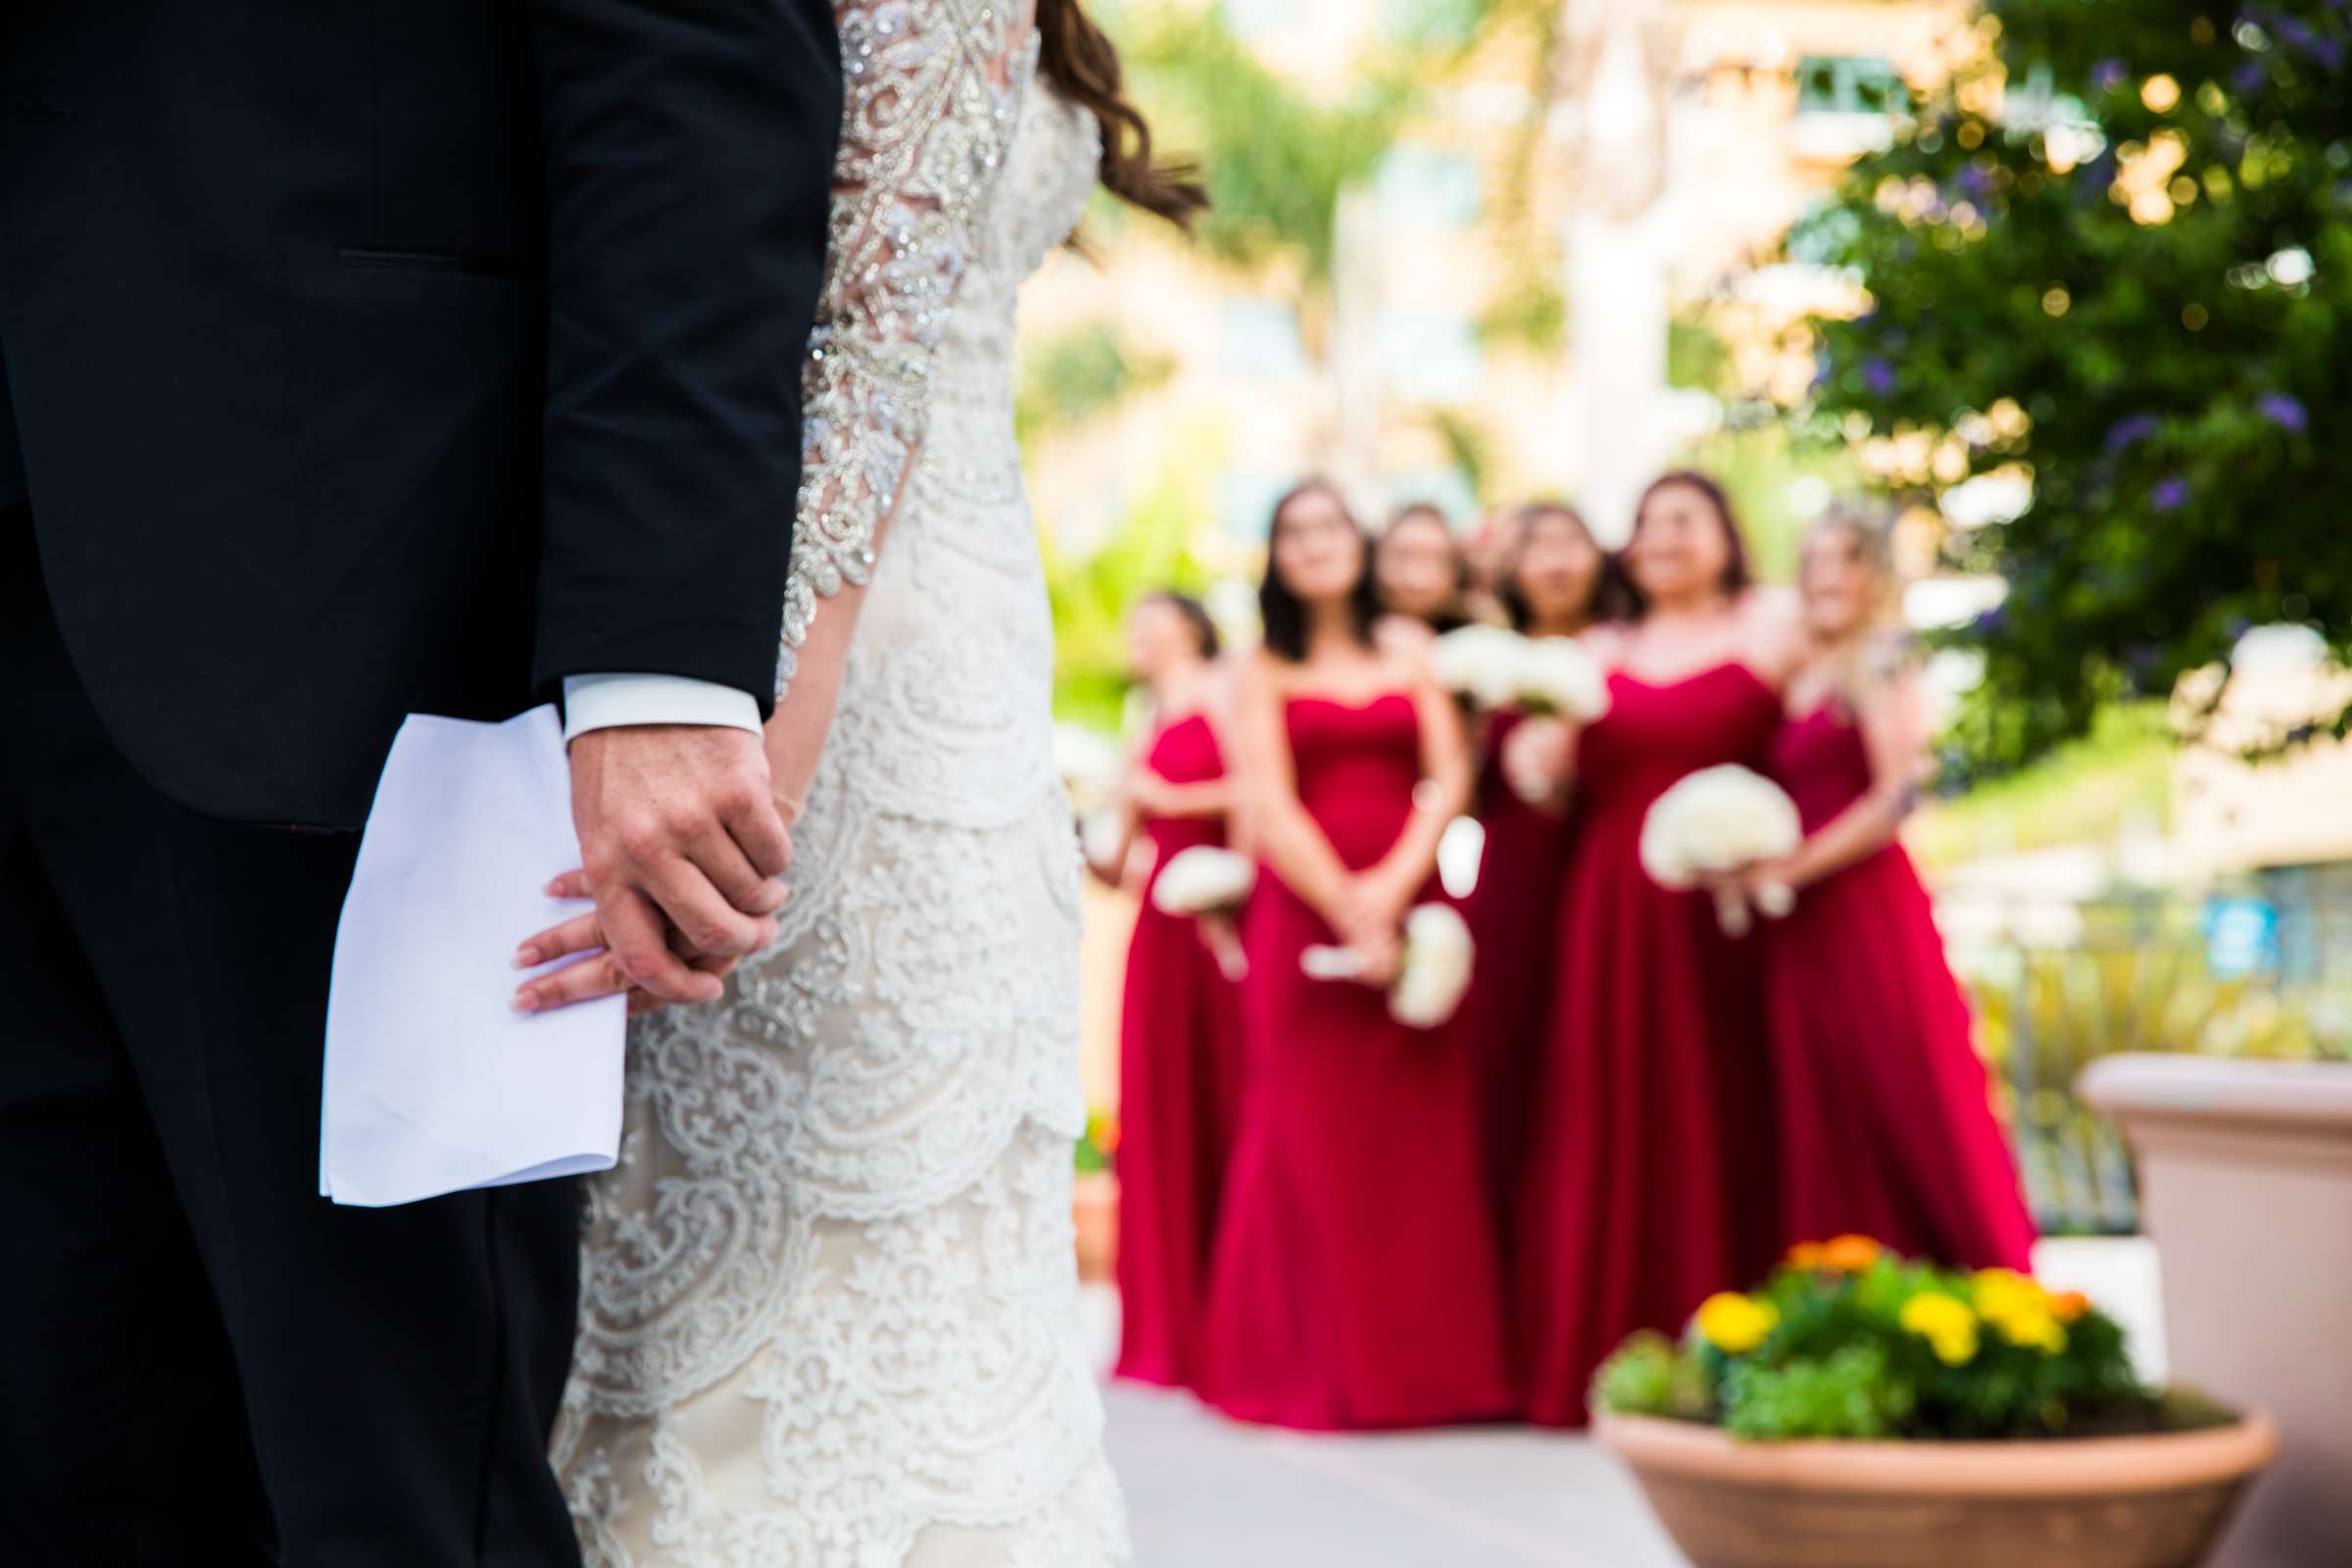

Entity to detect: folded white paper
[320,704,624,1207]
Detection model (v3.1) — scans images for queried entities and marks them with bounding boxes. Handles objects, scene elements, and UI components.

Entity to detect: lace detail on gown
[779,0,1036,692]
[551,76,1125,1568]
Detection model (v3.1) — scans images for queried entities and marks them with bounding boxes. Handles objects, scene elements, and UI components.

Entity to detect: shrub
[1593,1237,2228,1442]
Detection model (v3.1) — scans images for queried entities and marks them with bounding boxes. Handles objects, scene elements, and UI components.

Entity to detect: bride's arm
[514,0,1036,1011]
[763,0,1040,817]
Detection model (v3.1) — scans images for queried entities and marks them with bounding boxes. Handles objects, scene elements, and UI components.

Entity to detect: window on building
[1376,309,1483,405]
[1790,55,1902,159]
[1219,300,1310,381]
[1794,55,1901,118]
[1221,0,1302,40]
[1375,145,1483,232]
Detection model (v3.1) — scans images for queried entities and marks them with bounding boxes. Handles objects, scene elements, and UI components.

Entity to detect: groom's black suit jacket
[0,1,842,827]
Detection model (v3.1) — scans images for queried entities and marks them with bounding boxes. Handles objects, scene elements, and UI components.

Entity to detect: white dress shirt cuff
[560,673,764,742]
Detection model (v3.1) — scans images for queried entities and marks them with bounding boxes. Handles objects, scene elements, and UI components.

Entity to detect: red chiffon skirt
[1200,878,1515,1430]
[1514,807,1779,1427]
[1763,846,2035,1271]
[1113,870,1245,1388]
[1455,730,1572,1256]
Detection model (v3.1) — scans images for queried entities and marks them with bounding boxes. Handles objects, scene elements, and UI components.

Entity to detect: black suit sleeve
[526,0,843,716]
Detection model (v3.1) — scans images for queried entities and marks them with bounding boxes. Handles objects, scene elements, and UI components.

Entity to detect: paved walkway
[1093,1239,2163,1565]
[1104,1384,1681,1568]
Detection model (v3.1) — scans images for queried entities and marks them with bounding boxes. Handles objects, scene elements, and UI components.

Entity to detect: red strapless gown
[1114,712,1246,1389]
[1761,706,2036,1271]
[1202,694,1514,1430]
[1516,663,1786,1427]
[1456,710,1574,1250]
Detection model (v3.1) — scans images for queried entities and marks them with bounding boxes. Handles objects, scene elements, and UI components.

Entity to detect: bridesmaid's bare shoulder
[1578,620,1633,668]
[1735,587,1807,685]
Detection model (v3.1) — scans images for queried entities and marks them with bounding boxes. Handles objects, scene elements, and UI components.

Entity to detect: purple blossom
[2152,476,2190,513]
[2313,36,2347,70]
[2091,58,2130,92]
[2105,414,2162,453]
[1861,357,1898,397]
[2258,393,2309,431]
[1957,164,1995,203]
[2234,61,2270,94]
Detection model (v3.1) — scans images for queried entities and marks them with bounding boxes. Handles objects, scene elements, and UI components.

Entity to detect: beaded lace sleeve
[776,0,1035,695]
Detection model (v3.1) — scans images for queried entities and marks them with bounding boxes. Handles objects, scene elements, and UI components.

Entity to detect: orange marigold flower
[1822,1235,1883,1272]
[1786,1242,1830,1271]
[2051,1290,2091,1324]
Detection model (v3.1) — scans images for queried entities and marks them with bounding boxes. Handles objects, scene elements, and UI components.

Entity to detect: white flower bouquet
[1430,625,1529,710]
[1638,764,1802,937]
[1150,846,1256,917]
[1053,722,1126,816]
[1430,626,1611,722]
[1152,846,1255,980]
[1301,903,1476,1029]
[1510,637,1610,722]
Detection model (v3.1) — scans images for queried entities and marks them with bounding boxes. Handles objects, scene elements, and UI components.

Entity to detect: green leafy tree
[1794,1,2352,777]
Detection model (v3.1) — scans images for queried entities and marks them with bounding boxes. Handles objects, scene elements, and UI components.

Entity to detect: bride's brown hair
[1036,0,1208,228]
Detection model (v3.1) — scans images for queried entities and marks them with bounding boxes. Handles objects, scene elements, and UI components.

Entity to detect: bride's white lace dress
[549,24,1129,1568]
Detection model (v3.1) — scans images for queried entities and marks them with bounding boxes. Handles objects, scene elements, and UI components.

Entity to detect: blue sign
[2202,898,2279,980]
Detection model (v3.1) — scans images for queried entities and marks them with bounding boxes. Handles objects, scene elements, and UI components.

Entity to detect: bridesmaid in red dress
[1743,516,2035,1270]
[1203,480,1513,1430]
[1508,471,1802,1427]
[1106,592,1246,1389]
[1458,504,1617,1233]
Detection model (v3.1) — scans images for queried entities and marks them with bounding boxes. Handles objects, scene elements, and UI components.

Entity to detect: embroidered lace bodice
[553,59,1125,1568]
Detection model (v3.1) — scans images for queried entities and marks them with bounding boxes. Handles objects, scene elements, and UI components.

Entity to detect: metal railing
[1948,890,2352,1235]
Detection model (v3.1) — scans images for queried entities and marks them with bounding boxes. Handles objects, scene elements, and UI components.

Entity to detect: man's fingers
[725,790,794,880]
[603,886,722,1004]
[513,952,632,1014]
[643,856,778,959]
[621,947,742,1018]
[680,817,789,917]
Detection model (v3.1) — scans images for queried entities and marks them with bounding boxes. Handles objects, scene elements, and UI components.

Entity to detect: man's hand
[560,724,791,1007]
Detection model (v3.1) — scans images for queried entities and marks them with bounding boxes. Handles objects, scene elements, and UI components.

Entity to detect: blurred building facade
[1019,0,1966,559]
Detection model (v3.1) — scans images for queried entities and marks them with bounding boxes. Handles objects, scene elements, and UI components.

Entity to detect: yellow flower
[1694,1293,1780,1355]
[1973,1269,2070,1356]
[1898,1293,1981,1366]
[1822,1235,1883,1272]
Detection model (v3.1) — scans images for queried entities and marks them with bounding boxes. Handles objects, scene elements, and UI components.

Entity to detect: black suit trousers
[0,505,582,1567]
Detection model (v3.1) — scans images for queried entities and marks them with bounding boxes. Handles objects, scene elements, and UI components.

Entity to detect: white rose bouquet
[1429,625,1528,710]
[1151,847,1255,917]
[1151,846,1255,980]
[1301,903,1476,1029]
[1509,637,1610,722]
[1639,764,1802,937]
[1431,627,1611,724]
[1052,722,1126,816]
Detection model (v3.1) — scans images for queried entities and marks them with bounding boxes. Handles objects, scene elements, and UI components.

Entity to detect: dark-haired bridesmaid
[1509,471,1803,1427]
[1202,480,1512,1430]
[1456,503,1617,1241]
[1745,515,2036,1271]
[1108,591,1245,1390]
[1371,502,1472,654]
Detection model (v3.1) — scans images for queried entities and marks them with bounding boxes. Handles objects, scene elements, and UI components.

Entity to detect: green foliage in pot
[1595,1237,2233,1442]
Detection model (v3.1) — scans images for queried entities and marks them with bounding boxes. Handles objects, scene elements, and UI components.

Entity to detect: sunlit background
[1032,2,2352,1559]
[1038,0,2349,1183]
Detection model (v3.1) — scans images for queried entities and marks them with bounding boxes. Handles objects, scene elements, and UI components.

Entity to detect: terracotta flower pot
[1597,1409,2277,1568]
[1071,1170,1118,1283]
[2081,1054,2352,1566]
